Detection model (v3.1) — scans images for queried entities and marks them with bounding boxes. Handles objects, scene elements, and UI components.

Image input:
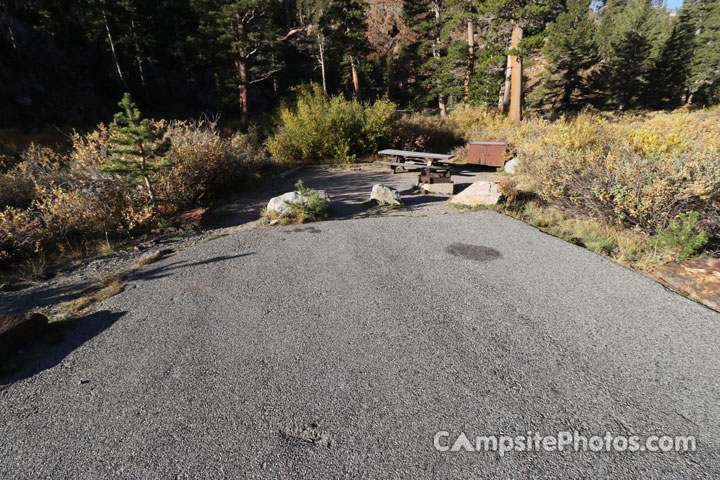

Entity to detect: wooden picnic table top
[374,160,450,171]
[377,149,454,161]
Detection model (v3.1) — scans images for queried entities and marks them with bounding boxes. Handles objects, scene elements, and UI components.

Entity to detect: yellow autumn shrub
[266,84,396,163]
[436,106,719,240]
[159,121,270,205]
[1,119,266,266]
[516,111,720,238]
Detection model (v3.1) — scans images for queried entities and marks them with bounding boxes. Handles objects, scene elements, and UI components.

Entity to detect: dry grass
[0,120,269,269]
[137,252,162,266]
[501,200,674,271]
[57,269,132,319]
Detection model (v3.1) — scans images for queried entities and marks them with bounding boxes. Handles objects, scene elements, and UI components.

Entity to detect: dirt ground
[214,163,502,226]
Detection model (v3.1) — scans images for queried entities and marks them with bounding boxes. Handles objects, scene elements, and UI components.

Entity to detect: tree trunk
[318,33,327,95]
[509,24,523,122]
[139,151,157,208]
[238,58,249,127]
[0,2,17,51]
[143,175,157,207]
[438,93,447,118]
[131,19,150,102]
[499,54,512,113]
[103,10,129,92]
[350,55,361,100]
[464,19,474,103]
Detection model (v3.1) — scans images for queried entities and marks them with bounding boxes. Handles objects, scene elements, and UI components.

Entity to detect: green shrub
[652,212,709,262]
[285,179,329,223]
[266,84,396,163]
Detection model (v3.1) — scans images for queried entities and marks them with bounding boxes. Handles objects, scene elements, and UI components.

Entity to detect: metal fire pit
[418,166,451,184]
[467,141,507,167]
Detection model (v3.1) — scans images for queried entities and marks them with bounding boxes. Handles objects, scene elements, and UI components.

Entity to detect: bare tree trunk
[238,59,249,127]
[350,55,361,100]
[499,54,511,113]
[0,2,17,51]
[509,24,523,122]
[131,19,150,102]
[318,33,327,95]
[464,19,474,103]
[103,10,129,92]
[431,3,445,117]
[139,152,157,208]
[143,175,157,207]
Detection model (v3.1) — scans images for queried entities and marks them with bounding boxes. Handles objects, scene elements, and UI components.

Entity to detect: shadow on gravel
[0,280,94,316]
[1,310,125,385]
[132,253,253,281]
[291,226,322,234]
[401,194,449,208]
[446,243,502,262]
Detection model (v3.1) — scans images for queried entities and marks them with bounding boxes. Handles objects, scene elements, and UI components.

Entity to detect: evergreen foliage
[600,0,665,109]
[103,93,171,206]
[688,0,720,104]
[1,0,719,122]
[535,0,599,110]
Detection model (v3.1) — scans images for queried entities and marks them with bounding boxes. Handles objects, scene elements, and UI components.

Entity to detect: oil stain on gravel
[446,243,501,262]
[291,226,322,234]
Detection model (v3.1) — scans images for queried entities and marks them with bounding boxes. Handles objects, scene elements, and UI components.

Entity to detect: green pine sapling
[103,93,171,207]
[652,211,709,262]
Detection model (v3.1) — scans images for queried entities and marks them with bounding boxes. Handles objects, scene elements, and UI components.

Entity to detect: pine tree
[536,0,599,110]
[688,0,720,104]
[649,4,696,107]
[596,0,628,57]
[103,93,171,207]
[193,0,282,126]
[599,0,665,109]
[320,0,369,99]
[408,0,452,115]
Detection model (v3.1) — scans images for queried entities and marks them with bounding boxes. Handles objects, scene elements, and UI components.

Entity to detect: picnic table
[374,149,454,181]
[377,149,453,166]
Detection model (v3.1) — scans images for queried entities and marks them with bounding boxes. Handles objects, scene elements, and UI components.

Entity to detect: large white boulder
[266,190,330,217]
[450,181,502,206]
[370,184,403,205]
[504,157,519,175]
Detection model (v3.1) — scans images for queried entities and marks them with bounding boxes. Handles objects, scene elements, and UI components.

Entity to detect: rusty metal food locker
[467,141,507,167]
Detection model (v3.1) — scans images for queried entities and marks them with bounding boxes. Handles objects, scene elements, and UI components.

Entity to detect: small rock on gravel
[370,184,403,205]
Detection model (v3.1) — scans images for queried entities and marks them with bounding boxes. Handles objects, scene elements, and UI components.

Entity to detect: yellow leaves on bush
[69,123,111,170]
[0,143,65,209]
[34,187,106,238]
[430,106,718,240]
[266,83,396,163]
[160,121,269,205]
[514,111,720,237]
[0,208,43,261]
[1,118,269,265]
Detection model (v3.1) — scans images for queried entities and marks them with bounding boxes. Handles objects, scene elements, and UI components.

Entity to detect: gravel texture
[1,211,719,478]
[0,165,496,317]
